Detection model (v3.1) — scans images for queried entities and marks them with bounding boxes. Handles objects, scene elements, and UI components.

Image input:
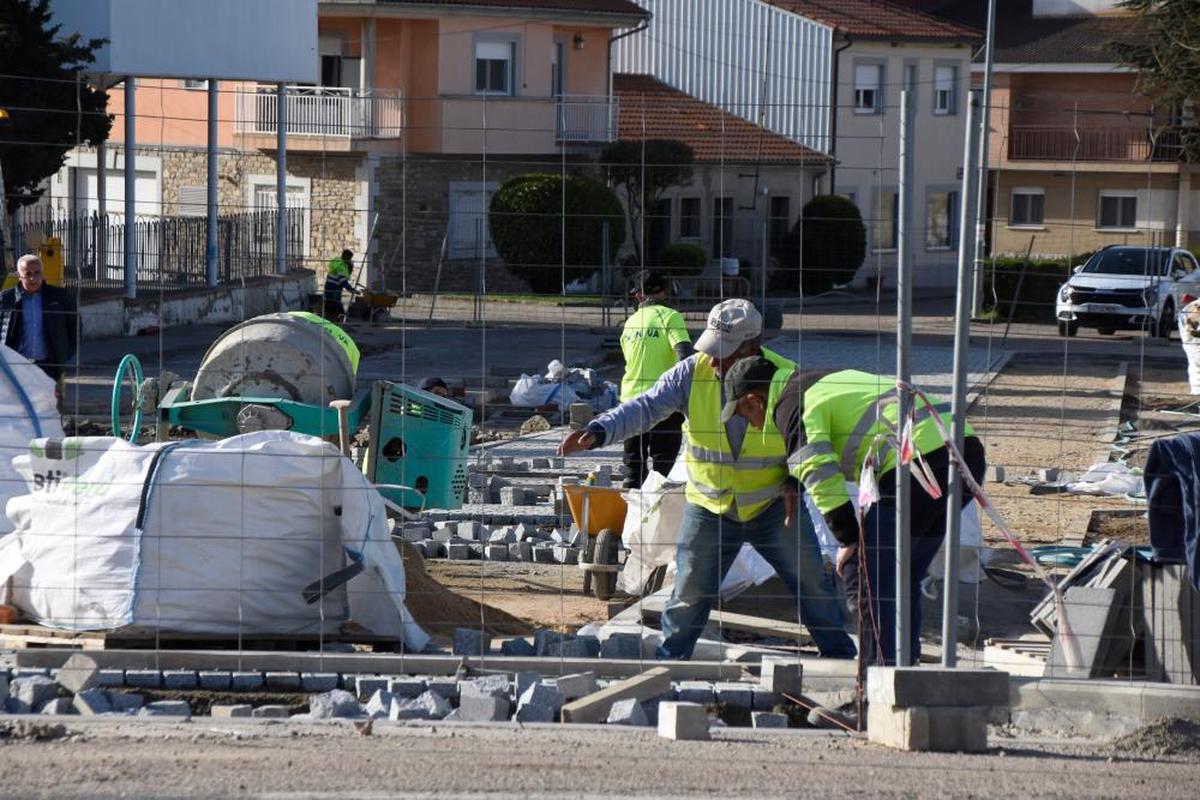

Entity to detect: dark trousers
[323,296,344,321]
[841,436,986,667]
[622,412,684,488]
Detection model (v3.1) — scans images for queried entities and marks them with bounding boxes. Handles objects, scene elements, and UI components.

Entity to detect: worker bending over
[618,271,691,488]
[719,356,987,666]
[559,299,854,660]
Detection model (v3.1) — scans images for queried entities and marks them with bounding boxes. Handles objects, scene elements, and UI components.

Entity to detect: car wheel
[1058,321,1078,337]
[1097,328,1115,336]
[1157,302,1175,340]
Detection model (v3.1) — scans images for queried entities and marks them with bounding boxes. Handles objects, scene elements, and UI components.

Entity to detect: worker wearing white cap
[559,299,854,660]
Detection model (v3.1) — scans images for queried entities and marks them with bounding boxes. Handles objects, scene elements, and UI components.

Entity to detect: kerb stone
[866,667,1010,709]
[657,702,710,741]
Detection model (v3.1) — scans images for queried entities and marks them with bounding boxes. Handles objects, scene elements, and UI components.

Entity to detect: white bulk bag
[0,345,62,536]
[0,431,427,651]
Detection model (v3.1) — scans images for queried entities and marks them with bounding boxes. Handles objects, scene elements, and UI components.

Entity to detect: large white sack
[0,345,62,536]
[0,431,427,650]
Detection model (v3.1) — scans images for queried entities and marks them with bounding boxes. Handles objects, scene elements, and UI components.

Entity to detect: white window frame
[247,175,312,259]
[933,63,958,116]
[925,187,959,251]
[1009,187,1045,228]
[1097,191,1138,231]
[854,61,884,116]
[448,181,499,260]
[473,34,520,97]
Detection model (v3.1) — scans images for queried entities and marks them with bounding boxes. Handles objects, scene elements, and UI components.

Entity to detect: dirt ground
[0,717,1195,799]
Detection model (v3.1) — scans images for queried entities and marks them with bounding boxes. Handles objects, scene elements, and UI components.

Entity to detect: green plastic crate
[366,380,472,511]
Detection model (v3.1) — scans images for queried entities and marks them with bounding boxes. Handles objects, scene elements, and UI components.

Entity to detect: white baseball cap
[694,299,763,360]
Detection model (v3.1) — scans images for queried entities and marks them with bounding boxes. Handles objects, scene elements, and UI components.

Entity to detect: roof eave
[319,1,649,27]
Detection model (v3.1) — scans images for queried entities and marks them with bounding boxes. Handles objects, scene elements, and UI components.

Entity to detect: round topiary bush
[657,242,708,276]
[488,173,625,294]
[769,194,866,296]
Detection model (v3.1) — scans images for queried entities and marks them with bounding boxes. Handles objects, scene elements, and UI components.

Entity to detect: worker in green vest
[324,249,359,321]
[618,270,691,488]
[719,355,987,667]
[558,299,854,660]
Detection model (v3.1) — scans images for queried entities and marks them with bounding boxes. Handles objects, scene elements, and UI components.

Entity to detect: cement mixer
[130,312,472,511]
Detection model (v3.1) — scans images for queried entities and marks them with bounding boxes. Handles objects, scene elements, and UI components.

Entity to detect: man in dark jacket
[0,254,78,381]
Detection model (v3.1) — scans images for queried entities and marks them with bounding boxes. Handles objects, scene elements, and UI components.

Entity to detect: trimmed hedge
[984,256,1082,322]
[488,173,625,294]
[657,242,708,276]
[769,195,867,296]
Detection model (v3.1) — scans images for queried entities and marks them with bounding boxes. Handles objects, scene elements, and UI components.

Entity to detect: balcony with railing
[1008,125,1184,164]
[234,86,404,149]
[556,95,618,144]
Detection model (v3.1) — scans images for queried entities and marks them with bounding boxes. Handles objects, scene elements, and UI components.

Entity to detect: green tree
[769,194,866,296]
[0,0,112,214]
[1117,0,1200,160]
[488,173,625,294]
[601,139,694,263]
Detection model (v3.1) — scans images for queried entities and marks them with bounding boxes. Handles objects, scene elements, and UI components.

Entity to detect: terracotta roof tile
[766,0,980,40]
[379,0,649,17]
[613,74,829,164]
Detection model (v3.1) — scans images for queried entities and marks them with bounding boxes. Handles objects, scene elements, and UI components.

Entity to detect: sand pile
[399,541,533,639]
[1110,718,1200,759]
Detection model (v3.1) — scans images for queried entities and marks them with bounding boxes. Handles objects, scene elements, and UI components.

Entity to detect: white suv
[1055,246,1200,338]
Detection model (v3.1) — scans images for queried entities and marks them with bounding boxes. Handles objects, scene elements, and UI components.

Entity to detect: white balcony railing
[235,86,404,139]
[556,95,618,143]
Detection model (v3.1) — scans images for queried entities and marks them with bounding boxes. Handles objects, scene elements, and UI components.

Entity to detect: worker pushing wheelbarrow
[561,478,628,601]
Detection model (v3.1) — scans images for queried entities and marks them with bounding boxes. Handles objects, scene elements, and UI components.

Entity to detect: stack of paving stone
[410,521,583,564]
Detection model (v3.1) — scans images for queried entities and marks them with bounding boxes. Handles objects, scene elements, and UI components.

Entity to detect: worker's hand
[557,429,597,456]
[781,482,797,528]
[835,545,857,577]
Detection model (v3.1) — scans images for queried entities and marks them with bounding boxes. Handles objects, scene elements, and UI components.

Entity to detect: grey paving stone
[354,676,389,701]
[162,670,198,690]
[55,653,101,694]
[715,682,754,710]
[300,673,339,692]
[72,688,111,716]
[432,525,455,543]
[107,692,144,713]
[364,689,394,719]
[508,541,534,561]
[125,670,163,689]
[425,677,459,701]
[447,543,472,560]
[387,677,427,700]
[389,690,452,721]
[458,674,510,700]
[468,543,486,559]
[139,700,191,718]
[515,671,540,701]
[264,672,301,691]
[751,688,782,712]
[534,629,570,656]
[515,682,562,723]
[252,705,291,719]
[759,658,803,696]
[606,697,649,726]
[231,671,264,691]
[199,671,233,691]
[546,636,599,659]
[452,627,492,657]
[96,670,125,688]
[500,637,535,657]
[309,689,362,720]
[12,675,59,710]
[456,521,487,541]
[484,544,510,561]
[211,704,253,719]
[555,672,597,703]
[752,711,789,729]
[532,544,557,563]
[600,633,642,660]
[39,697,75,715]
[458,694,510,722]
[553,545,580,565]
[488,527,517,544]
[676,681,715,705]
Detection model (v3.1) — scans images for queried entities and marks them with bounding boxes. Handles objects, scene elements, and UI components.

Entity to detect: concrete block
[125,669,163,689]
[420,539,446,559]
[534,629,570,656]
[866,704,989,753]
[56,653,101,694]
[354,676,389,701]
[752,711,789,729]
[600,634,642,660]
[986,465,1006,483]
[250,705,290,719]
[715,682,753,710]
[759,658,803,696]
[432,525,455,543]
[555,672,597,703]
[532,544,557,563]
[468,543,486,559]
[400,524,432,544]
[264,672,300,691]
[13,675,59,711]
[515,671,541,701]
[561,668,674,724]
[300,673,339,693]
[39,698,74,715]
[309,689,362,720]
[547,636,599,659]
[500,637,535,657]
[452,627,492,657]
[489,527,516,544]
[139,700,191,718]
[96,670,124,688]
[657,702,710,741]
[425,677,459,701]
[485,544,510,561]
[508,541,533,562]
[72,688,111,716]
[447,543,473,560]
[231,671,264,691]
[0,674,8,705]
[514,523,538,541]
[389,690,452,721]
[162,670,198,690]
[458,694,510,722]
[211,705,253,719]
[199,671,233,691]
[751,688,781,712]
[515,682,563,723]
[457,521,487,541]
[553,545,580,565]
[866,667,1010,709]
[676,681,715,705]
[106,692,143,713]
[364,690,393,719]
[459,674,509,700]
[388,677,427,699]
[1038,467,1060,483]
[606,697,649,726]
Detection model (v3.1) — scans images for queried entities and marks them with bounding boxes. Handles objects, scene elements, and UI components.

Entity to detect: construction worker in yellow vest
[720,355,987,667]
[559,299,855,660]
[324,249,360,321]
[618,270,691,488]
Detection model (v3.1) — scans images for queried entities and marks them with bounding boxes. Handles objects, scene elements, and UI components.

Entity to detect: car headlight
[1059,285,1071,302]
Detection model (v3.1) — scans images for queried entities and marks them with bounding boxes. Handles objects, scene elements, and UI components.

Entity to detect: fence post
[275,83,289,276]
[895,87,915,668]
[124,77,137,300]
[206,80,219,287]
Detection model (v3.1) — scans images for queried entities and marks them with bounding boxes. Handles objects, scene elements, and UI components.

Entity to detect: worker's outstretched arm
[558,356,695,456]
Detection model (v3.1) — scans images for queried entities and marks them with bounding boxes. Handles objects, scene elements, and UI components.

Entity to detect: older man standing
[558,299,854,660]
[0,254,78,382]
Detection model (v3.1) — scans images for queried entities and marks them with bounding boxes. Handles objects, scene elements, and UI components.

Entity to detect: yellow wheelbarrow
[561,480,627,601]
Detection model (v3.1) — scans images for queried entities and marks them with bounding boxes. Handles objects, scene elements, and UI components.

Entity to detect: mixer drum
[191,313,356,406]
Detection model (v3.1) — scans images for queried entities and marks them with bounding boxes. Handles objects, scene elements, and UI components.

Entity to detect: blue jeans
[657,497,857,660]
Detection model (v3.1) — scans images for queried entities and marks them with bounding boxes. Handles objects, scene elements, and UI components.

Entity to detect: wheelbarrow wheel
[592,528,619,601]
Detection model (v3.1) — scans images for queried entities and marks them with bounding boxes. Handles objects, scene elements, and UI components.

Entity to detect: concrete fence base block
[657,701,710,741]
[866,667,1010,709]
[867,704,990,753]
